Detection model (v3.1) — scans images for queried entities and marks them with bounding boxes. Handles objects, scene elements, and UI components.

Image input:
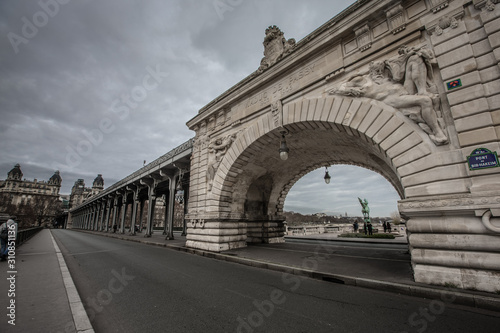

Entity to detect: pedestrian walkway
[0,229,93,333]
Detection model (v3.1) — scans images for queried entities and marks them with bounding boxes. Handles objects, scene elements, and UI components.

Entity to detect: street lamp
[279,133,289,160]
[324,167,331,184]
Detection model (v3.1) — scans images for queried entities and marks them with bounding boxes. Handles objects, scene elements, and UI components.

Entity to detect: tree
[390,211,403,225]
[19,195,62,227]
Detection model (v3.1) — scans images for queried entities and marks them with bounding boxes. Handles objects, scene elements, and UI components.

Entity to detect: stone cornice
[399,193,500,216]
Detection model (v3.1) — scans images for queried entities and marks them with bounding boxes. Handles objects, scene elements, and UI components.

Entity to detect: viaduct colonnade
[70,140,193,239]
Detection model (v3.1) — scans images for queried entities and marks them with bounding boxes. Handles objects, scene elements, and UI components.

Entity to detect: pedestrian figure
[367,222,373,235]
[353,221,359,233]
[383,221,387,233]
[113,224,118,233]
[386,221,391,233]
[0,217,18,261]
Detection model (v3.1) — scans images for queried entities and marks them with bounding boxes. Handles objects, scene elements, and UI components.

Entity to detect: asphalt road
[52,230,500,333]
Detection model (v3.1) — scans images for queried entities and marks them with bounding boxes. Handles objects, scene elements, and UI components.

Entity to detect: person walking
[367,222,373,236]
[386,221,392,233]
[383,221,387,233]
[1,217,18,261]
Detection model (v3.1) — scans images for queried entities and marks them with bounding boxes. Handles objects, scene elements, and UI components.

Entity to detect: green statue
[358,197,371,222]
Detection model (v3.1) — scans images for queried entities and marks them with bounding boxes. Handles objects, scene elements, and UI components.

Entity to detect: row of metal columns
[71,179,184,239]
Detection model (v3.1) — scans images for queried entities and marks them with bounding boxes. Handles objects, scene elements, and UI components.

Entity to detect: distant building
[0,163,62,227]
[69,174,105,208]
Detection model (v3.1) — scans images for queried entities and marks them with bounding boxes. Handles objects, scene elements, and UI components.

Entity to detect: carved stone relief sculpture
[206,133,237,191]
[329,45,448,145]
[257,25,296,73]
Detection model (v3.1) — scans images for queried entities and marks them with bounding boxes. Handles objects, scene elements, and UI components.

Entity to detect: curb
[284,236,408,245]
[50,231,95,333]
[75,230,500,313]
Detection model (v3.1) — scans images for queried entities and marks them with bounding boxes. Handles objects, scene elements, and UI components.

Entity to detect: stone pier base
[247,220,286,244]
[404,208,500,293]
[185,218,286,252]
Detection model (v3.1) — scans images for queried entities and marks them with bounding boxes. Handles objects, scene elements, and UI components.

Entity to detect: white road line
[49,230,95,333]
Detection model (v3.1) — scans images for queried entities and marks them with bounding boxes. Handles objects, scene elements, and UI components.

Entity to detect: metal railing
[16,227,43,246]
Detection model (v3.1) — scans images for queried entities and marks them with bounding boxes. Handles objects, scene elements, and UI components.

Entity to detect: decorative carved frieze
[399,194,500,213]
[386,3,406,34]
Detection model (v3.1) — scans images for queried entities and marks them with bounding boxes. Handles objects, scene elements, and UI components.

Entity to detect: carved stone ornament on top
[206,133,237,191]
[329,44,449,146]
[257,25,296,73]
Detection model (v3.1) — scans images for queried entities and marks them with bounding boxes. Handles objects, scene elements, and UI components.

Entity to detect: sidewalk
[0,229,93,333]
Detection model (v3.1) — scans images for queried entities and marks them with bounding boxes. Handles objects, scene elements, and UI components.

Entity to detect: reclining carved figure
[330,46,448,146]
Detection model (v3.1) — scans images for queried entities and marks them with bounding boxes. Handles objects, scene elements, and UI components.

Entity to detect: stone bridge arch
[186,0,500,293]
[212,96,423,211]
[199,95,444,246]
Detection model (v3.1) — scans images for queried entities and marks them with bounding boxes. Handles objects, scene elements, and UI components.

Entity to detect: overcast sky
[0,0,400,217]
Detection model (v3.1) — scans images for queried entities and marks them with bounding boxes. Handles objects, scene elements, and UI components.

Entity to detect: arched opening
[222,118,405,220]
[218,107,412,244]
[283,164,403,239]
